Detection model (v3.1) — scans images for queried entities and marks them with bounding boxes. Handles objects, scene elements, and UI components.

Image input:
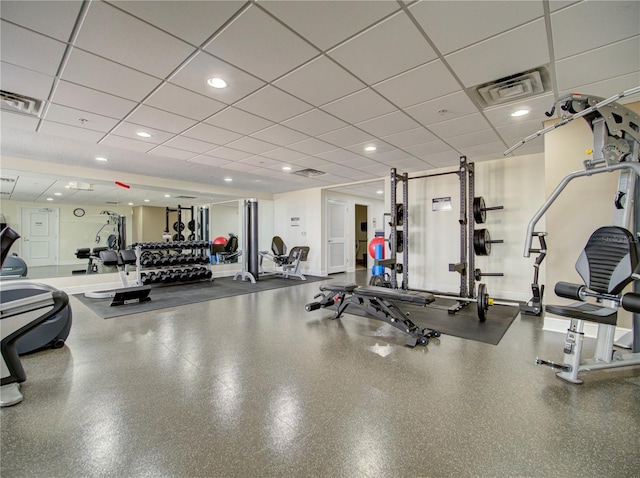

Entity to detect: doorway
[326,198,347,274]
[355,204,368,269]
[19,207,59,267]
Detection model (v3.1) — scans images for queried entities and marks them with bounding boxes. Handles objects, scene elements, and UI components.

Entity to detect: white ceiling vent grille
[293,168,325,178]
[470,66,551,108]
[0,90,44,117]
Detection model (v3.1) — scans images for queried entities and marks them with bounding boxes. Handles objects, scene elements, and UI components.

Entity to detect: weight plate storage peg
[473,197,504,224]
[473,229,504,256]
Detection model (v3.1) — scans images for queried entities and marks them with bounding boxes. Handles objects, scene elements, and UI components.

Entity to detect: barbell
[473,197,504,224]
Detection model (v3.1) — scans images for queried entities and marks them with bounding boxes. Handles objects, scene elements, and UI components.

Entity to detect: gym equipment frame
[305,284,441,348]
[510,87,640,382]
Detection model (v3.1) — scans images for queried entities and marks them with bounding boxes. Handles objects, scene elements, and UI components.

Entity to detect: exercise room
[1,1,639,476]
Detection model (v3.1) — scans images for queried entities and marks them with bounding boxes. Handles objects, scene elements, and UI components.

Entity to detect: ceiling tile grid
[1,0,638,202]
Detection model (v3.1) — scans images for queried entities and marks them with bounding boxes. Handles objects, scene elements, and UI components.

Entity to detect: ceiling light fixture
[376,190,384,195]
[46,197,53,201]
[95,156,108,162]
[137,131,152,138]
[164,194,171,198]
[54,192,62,196]
[365,146,377,152]
[511,109,530,117]
[144,199,150,202]
[282,166,292,171]
[128,202,134,206]
[207,77,227,89]
[224,177,233,182]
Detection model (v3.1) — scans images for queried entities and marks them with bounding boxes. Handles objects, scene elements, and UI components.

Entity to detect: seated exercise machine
[1,227,71,407]
[84,249,151,306]
[74,246,109,274]
[259,236,310,280]
[215,233,240,263]
[536,226,640,383]
[0,252,28,278]
[305,284,441,347]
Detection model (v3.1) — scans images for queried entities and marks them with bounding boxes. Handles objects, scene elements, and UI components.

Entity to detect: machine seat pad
[75,248,91,259]
[545,302,618,325]
[99,250,120,266]
[354,286,436,305]
[119,249,137,265]
[319,283,359,293]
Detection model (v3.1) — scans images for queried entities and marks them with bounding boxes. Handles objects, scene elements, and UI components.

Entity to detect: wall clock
[73,208,85,217]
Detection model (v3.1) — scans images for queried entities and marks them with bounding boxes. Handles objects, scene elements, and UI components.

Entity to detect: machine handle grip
[621,293,640,313]
[305,302,322,311]
[555,282,585,301]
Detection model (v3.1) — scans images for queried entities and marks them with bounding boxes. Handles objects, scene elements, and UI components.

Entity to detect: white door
[327,199,347,274]
[20,207,58,267]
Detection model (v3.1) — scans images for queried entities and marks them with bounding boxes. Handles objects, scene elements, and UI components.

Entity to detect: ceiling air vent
[0,90,44,117]
[293,168,325,178]
[470,66,552,108]
[0,178,16,183]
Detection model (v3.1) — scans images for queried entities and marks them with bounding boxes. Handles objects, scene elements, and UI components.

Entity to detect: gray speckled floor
[2,272,639,477]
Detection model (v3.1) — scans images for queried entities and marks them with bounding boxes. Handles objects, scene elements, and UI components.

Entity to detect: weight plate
[173,233,185,241]
[473,229,491,256]
[369,274,385,287]
[187,220,196,231]
[473,197,486,224]
[396,203,404,226]
[396,230,404,253]
[173,221,185,232]
[477,283,488,322]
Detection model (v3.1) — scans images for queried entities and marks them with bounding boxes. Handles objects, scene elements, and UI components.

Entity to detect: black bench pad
[546,302,617,326]
[319,284,435,305]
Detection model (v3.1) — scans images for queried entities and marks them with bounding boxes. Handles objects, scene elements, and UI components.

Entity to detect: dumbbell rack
[132,241,213,285]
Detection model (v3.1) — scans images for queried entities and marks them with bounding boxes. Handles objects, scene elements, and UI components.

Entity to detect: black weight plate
[187,220,196,231]
[173,233,185,241]
[473,229,491,256]
[173,221,185,232]
[396,203,404,226]
[473,197,486,224]
[477,283,488,322]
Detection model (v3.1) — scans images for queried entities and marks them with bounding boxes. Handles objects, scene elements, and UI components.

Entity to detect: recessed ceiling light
[64,185,70,189]
[144,199,150,203]
[137,131,152,138]
[128,202,134,206]
[54,192,62,196]
[282,166,292,171]
[95,157,108,162]
[511,109,530,117]
[224,177,233,182]
[207,77,227,89]
[46,197,53,201]
[164,194,171,198]
[365,146,377,152]
[376,190,384,195]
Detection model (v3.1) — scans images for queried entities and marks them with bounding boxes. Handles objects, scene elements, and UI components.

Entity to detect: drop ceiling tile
[52,81,137,119]
[340,156,383,170]
[552,1,640,60]
[204,5,318,82]
[1,111,39,131]
[1,21,67,76]
[149,145,197,160]
[550,1,580,12]
[261,1,399,51]
[183,123,243,145]
[381,127,437,148]
[259,148,307,162]
[320,88,397,124]
[420,151,459,166]
[344,140,396,155]
[187,155,232,168]
[483,93,555,127]
[145,83,225,121]
[221,162,258,173]
[316,149,365,163]
[273,56,363,106]
[317,126,376,148]
[44,104,120,133]
[281,109,348,136]
[163,136,218,154]
[169,51,265,105]
[109,122,175,144]
[235,86,313,123]
[204,107,274,135]
[406,91,479,126]
[76,1,195,78]
[445,19,549,87]
[371,149,413,164]
[427,113,492,139]
[387,157,432,173]
[238,156,281,168]
[111,0,245,46]
[355,111,421,137]
[409,0,543,55]
[558,73,640,105]
[0,62,54,100]
[99,135,155,152]
[373,60,460,108]
[62,49,161,101]
[204,146,253,161]
[225,136,280,155]
[289,138,336,154]
[126,105,197,134]
[404,139,456,157]
[0,0,82,41]
[495,117,547,141]
[289,156,334,169]
[250,125,310,146]
[447,129,502,150]
[38,121,105,143]
[328,11,437,84]
[555,37,640,91]
[458,141,506,158]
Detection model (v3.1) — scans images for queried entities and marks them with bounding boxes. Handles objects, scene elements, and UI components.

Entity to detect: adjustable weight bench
[306,284,440,347]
